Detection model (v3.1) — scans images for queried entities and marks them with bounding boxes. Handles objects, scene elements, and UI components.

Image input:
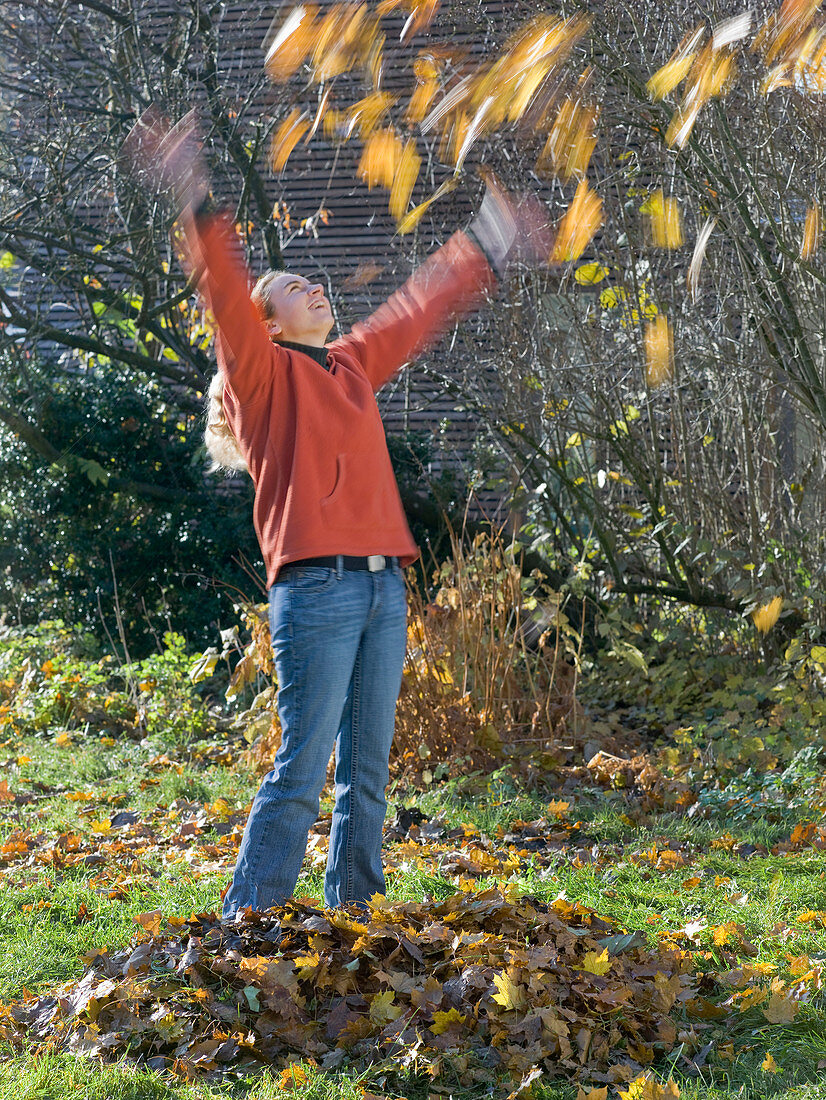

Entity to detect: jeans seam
[240,584,299,899]
[345,647,361,902]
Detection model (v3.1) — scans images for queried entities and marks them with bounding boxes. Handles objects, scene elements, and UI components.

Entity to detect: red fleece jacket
[187,214,496,588]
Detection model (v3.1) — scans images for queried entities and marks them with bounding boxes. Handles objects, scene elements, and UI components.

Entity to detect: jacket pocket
[321,454,346,507]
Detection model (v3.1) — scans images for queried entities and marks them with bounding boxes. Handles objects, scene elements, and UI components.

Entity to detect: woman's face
[265,273,334,345]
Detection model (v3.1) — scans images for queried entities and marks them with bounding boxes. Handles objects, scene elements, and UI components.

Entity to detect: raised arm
[181,210,280,406]
[121,109,280,406]
[331,180,553,391]
[331,229,496,391]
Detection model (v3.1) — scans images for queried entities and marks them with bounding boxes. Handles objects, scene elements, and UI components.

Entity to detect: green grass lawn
[2,616,826,1100]
[0,730,825,1099]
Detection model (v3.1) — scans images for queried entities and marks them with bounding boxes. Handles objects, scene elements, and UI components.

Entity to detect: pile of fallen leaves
[3,889,702,1093]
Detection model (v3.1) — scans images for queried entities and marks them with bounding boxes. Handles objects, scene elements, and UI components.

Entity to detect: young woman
[125,111,549,918]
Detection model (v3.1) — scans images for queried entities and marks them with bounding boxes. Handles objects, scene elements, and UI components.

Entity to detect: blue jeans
[222,560,407,916]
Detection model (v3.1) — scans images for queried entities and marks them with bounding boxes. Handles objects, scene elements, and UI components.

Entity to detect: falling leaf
[645,190,684,248]
[665,101,703,149]
[345,91,397,139]
[55,732,72,747]
[454,96,495,170]
[357,127,403,190]
[406,56,441,122]
[752,595,783,634]
[537,96,599,181]
[396,177,457,234]
[271,110,310,173]
[574,262,610,285]
[264,6,320,83]
[550,180,603,262]
[419,74,473,134]
[647,56,697,100]
[644,316,674,388]
[800,203,822,260]
[647,25,704,100]
[389,139,421,222]
[342,261,384,289]
[712,11,754,49]
[687,216,717,301]
[376,0,442,38]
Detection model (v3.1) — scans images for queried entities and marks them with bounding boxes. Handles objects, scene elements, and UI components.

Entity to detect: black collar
[278,339,329,371]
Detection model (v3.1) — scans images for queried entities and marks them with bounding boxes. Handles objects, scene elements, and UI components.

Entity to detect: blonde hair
[204,372,247,472]
[251,269,280,322]
[204,268,284,472]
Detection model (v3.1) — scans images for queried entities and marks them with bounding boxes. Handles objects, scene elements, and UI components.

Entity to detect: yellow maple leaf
[763,992,798,1024]
[396,177,457,235]
[389,139,421,223]
[265,6,319,83]
[491,971,528,1011]
[620,1075,681,1100]
[577,948,611,976]
[647,191,684,248]
[369,990,402,1025]
[712,921,741,946]
[761,1051,781,1073]
[278,1063,309,1090]
[430,1007,467,1035]
[357,127,403,191]
[796,910,826,925]
[576,1088,608,1100]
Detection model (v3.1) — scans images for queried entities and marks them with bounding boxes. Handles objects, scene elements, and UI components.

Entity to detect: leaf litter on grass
[3,888,702,1093]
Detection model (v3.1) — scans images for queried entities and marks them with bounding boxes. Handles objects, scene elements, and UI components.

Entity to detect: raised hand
[467,173,554,278]
[120,108,209,212]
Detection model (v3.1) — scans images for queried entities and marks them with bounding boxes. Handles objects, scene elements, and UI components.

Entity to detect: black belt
[282,554,399,573]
